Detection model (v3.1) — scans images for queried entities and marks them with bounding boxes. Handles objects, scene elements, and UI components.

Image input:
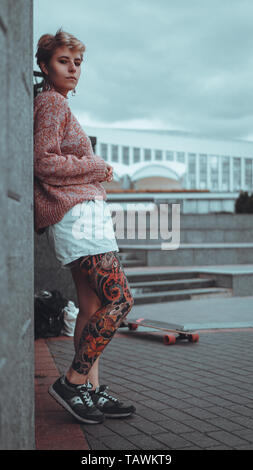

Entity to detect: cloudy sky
[34,0,253,141]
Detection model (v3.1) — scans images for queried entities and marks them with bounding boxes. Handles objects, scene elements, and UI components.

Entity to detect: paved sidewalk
[35,321,253,450]
[35,338,89,450]
[127,296,253,330]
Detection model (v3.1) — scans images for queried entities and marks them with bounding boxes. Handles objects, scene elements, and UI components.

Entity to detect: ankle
[65,368,88,386]
[90,384,99,391]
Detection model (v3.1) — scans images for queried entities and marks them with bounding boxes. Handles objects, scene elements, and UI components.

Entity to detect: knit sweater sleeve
[34,93,107,186]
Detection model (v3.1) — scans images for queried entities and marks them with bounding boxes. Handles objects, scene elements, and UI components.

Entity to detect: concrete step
[126,270,201,283]
[118,250,146,268]
[133,287,232,304]
[130,277,215,294]
[118,243,253,266]
[121,259,146,267]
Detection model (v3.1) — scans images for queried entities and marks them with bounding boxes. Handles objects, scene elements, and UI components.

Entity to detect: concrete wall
[35,232,78,305]
[0,0,34,450]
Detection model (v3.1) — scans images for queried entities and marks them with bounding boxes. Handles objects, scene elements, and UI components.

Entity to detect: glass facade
[100,143,108,161]
[166,151,174,161]
[221,156,230,191]
[233,157,241,191]
[176,151,185,162]
[199,154,207,189]
[144,149,152,161]
[122,146,130,165]
[97,139,253,192]
[133,147,141,163]
[210,155,219,190]
[188,153,196,188]
[245,159,253,190]
[155,149,163,160]
[111,144,118,162]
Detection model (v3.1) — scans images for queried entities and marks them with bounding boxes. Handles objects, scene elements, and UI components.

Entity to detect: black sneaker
[48,376,104,424]
[90,384,136,418]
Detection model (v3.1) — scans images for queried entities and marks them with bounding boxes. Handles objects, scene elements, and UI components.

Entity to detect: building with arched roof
[84,126,253,193]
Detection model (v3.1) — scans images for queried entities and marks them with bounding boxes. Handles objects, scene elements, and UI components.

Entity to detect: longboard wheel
[164,335,176,345]
[189,333,199,343]
[128,323,138,331]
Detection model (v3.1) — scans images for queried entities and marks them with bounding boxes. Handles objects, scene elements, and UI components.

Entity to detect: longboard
[126,317,199,345]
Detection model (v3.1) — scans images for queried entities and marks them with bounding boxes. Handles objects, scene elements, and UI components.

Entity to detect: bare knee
[70,263,101,318]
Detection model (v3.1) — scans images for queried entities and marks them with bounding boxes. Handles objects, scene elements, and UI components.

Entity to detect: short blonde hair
[36,27,86,77]
[34,28,86,97]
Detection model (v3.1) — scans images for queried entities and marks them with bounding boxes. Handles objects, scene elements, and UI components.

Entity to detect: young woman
[34,29,135,424]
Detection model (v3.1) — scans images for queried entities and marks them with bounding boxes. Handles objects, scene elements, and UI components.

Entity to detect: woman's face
[41,45,82,97]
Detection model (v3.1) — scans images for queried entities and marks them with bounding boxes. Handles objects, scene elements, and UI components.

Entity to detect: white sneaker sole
[104,412,134,418]
[48,385,104,425]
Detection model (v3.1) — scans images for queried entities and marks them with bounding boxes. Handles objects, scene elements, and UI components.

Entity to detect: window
[221,156,230,191]
[112,145,118,162]
[176,152,185,163]
[166,150,174,161]
[144,149,151,161]
[188,153,196,188]
[122,146,130,165]
[133,147,141,163]
[245,159,253,190]
[155,149,162,160]
[100,143,108,161]
[199,154,207,189]
[210,155,219,190]
[233,157,241,191]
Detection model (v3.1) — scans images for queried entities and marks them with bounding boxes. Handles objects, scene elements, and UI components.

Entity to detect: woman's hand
[104,163,113,182]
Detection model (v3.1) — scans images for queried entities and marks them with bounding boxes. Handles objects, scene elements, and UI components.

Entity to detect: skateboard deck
[126,317,199,345]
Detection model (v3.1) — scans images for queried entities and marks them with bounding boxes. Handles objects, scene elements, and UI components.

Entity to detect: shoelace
[76,382,94,408]
[97,386,119,403]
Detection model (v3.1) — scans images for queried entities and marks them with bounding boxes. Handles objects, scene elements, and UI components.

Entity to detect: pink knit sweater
[34,88,107,234]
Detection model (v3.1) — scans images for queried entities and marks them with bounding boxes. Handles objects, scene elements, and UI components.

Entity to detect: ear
[40,62,48,76]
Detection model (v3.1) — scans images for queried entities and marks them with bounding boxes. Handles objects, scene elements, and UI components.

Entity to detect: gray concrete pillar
[0,0,34,450]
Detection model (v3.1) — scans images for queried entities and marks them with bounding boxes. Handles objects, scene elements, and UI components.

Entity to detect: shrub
[235,191,253,213]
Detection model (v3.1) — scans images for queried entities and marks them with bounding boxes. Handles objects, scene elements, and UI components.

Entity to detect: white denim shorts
[46,199,119,269]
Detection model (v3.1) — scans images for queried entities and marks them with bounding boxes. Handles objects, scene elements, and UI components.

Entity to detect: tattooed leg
[71,251,134,375]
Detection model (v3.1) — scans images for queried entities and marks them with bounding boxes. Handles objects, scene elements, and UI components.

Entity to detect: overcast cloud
[34,0,253,140]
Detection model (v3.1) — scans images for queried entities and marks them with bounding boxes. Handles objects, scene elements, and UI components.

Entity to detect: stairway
[118,250,146,267]
[125,270,232,305]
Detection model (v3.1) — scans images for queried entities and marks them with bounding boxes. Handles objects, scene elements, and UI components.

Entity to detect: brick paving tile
[82,423,116,439]
[96,433,142,450]
[176,431,221,449]
[207,430,251,448]
[203,445,233,450]
[204,406,242,420]
[232,429,253,443]
[126,416,168,435]
[135,408,174,423]
[44,330,253,451]
[177,417,219,434]
[135,399,168,411]
[227,405,253,417]
[121,433,174,450]
[151,432,195,450]
[177,406,218,420]
[225,415,253,428]
[154,418,195,434]
[206,417,248,432]
[102,419,143,437]
[235,444,253,450]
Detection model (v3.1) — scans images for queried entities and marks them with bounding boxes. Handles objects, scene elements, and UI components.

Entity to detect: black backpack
[34,290,69,339]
